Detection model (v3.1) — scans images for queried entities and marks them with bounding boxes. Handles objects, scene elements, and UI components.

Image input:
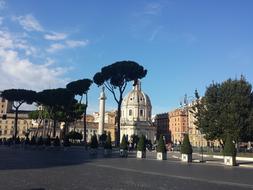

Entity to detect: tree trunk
[62,121,69,139]
[62,123,66,139]
[82,94,88,149]
[35,119,42,137]
[42,119,45,137]
[116,97,123,147]
[83,105,87,149]
[14,107,18,141]
[53,119,56,137]
[219,139,224,150]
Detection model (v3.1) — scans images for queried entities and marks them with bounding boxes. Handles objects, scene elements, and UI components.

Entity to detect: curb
[238,164,253,168]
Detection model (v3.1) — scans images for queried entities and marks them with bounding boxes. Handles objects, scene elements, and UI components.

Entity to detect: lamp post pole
[182,94,195,135]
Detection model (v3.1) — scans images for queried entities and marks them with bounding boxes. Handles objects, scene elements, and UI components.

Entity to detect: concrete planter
[137,151,146,159]
[157,152,167,160]
[224,156,236,166]
[104,149,112,157]
[120,149,128,157]
[181,154,192,162]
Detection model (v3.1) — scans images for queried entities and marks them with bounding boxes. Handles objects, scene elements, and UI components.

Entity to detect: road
[0,146,252,190]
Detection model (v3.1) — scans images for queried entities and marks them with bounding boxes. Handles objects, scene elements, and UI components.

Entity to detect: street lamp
[180,94,195,135]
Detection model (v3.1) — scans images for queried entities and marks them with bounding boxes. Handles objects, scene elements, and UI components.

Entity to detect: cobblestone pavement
[0,146,252,190]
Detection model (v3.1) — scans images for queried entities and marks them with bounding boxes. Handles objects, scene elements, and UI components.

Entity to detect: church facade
[120,81,156,143]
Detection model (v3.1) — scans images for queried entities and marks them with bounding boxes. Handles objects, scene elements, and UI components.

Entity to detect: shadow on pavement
[0,146,121,171]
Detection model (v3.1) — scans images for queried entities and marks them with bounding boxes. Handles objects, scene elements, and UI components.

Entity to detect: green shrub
[90,134,98,149]
[15,136,21,144]
[63,136,70,147]
[157,135,166,153]
[180,134,193,154]
[45,136,51,146]
[131,134,139,146]
[53,136,60,146]
[66,131,83,141]
[137,135,146,152]
[30,136,36,145]
[25,136,30,145]
[120,135,128,150]
[104,132,112,149]
[37,136,44,146]
[99,133,107,144]
[223,135,236,157]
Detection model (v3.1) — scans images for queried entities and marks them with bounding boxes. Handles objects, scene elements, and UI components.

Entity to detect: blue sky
[0,0,253,114]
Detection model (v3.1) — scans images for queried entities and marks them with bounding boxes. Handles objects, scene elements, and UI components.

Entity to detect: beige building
[69,111,116,142]
[0,97,33,139]
[188,101,220,147]
[188,102,208,147]
[120,81,156,143]
[169,108,188,145]
[29,109,117,141]
[0,97,12,114]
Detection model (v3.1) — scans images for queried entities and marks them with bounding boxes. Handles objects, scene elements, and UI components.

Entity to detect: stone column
[98,86,106,136]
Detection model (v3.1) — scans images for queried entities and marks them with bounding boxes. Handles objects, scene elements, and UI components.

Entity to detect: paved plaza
[0,146,253,190]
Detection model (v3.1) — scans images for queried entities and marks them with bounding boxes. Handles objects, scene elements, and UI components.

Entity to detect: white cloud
[0,12,88,91]
[149,26,163,42]
[0,0,5,10]
[0,48,68,91]
[65,40,89,48]
[0,30,37,56]
[0,29,69,91]
[144,3,162,15]
[47,40,89,53]
[44,32,67,41]
[0,30,13,49]
[44,58,55,66]
[13,14,44,32]
[47,43,65,53]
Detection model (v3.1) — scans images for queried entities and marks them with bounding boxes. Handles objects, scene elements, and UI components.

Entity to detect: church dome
[121,81,152,123]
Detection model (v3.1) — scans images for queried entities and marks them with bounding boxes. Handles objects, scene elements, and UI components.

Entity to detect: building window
[129,109,132,116]
[140,109,143,116]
